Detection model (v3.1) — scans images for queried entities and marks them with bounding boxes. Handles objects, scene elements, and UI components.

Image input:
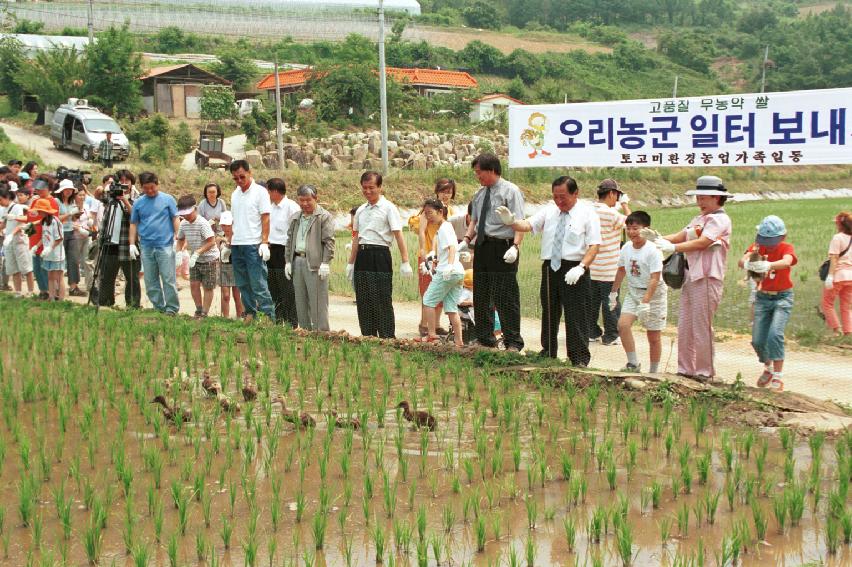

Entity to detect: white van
[50,99,130,162]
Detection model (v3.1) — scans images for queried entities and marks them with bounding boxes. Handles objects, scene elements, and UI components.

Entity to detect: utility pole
[274,60,284,172]
[760,45,769,93]
[87,0,94,45]
[377,0,389,174]
[672,75,678,99]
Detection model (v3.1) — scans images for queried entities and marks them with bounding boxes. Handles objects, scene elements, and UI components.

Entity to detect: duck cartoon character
[519,112,551,159]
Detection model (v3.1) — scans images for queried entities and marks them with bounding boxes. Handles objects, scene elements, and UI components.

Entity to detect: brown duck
[151,395,192,424]
[201,370,221,396]
[216,393,240,414]
[274,396,316,429]
[397,401,436,431]
[242,380,258,402]
[330,410,361,430]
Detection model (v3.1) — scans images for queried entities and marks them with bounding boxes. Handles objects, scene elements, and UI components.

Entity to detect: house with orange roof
[255,66,477,100]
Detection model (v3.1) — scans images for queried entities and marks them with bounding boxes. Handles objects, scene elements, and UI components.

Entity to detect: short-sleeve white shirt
[269,196,300,246]
[354,196,402,247]
[618,240,664,289]
[434,221,464,275]
[231,181,272,246]
[528,200,602,262]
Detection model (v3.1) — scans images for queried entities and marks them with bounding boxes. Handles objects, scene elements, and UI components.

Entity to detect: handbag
[819,237,851,281]
[662,251,687,290]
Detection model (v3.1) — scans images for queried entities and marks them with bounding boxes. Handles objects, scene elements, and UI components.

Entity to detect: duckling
[746,250,766,284]
[274,396,316,429]
[330,410,361,430]
[217,393,240,414]
[201,370,221,396]
[242,380,258,402]
[396,401,436,431]
[151,395,192,424]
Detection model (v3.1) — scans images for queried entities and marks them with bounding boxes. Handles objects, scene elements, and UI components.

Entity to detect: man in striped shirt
[588,179,630,345]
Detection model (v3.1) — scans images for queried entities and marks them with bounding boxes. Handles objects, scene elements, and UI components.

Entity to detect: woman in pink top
[650,176,733,381]
[822,211,852,336]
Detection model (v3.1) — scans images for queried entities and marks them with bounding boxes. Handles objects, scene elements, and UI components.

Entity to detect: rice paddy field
[1,297,850,566]
[326,197,850,342]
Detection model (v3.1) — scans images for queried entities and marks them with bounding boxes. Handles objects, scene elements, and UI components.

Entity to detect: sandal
[756,368,773,388]
[417,335,440,343]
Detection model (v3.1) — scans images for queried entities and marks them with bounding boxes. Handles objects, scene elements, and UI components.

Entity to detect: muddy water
[0,310,850,567]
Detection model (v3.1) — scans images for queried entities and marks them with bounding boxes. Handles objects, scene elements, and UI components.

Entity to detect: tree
[86,25,143,116]
[459,40,505,74]
[17,48,87,109]
[199,85,235,121]
[312,64,378,122]
[212,49,258,91]
[504,49,544,84]
[173,122,193,155]
[463,1,503,30]
[154,26,200,54]
[0,37,26,112]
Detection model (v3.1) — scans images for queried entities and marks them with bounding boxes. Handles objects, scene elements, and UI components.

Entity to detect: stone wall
[246,130,508,171]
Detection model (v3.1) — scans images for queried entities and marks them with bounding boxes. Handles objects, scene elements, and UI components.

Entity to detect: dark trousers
[588,279,620,342]
[354,246,395,338]
[472,238,523,350]
[268,244,297,327]
[97,249,141,308]
[540,260,591,366]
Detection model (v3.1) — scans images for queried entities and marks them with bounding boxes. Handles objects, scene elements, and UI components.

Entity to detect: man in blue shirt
[129,171,180,314]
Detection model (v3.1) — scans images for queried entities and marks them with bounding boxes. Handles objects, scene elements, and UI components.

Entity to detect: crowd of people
[1,154,850,390]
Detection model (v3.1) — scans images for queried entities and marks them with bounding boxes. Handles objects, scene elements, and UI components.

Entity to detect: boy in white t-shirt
[610,211,668,373]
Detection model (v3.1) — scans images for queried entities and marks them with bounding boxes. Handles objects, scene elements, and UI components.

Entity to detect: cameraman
[95,170,141,309]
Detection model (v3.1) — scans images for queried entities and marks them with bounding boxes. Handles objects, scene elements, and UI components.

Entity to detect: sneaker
[621,363,641,372]
[694,374,713,383]
[768,378,784,392]
[756,368,772,388]
[601,337,621,346]
[69,288,87,297]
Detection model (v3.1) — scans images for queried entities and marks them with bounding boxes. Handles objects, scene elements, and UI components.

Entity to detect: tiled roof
[257,67,477,90]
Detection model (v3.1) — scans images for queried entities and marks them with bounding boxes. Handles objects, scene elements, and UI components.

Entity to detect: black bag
[662,252,687,290]
[819,238,851,281]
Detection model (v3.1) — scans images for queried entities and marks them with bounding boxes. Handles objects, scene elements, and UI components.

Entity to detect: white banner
[508,88,852,168]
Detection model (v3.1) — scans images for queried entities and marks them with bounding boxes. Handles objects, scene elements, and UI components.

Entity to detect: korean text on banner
[508,88,852,168]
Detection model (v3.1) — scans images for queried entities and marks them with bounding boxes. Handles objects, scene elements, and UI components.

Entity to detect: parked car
[235,98,263,118]
[50,99,130,162]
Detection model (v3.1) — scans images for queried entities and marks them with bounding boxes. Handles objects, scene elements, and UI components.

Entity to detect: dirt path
[407,26,611,55]
[0,121,90,168]
[66,278,852,407]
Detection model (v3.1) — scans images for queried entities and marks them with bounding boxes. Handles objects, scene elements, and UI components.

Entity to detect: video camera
[55,166,91,189]
[98,171,131,203]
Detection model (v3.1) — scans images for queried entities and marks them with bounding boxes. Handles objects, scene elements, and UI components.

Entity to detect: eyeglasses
[232,174,248,180]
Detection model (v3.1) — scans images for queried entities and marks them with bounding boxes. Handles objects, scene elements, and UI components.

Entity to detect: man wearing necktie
[497,176,601,365]
[459,153,526,351]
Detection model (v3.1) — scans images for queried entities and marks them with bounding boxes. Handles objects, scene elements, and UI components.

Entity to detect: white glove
[458,240,469,254]
[189,252,199,269]
[400,262,413,277]
[284,263,292,280]
[824,275,834,289]
[77,228,90,237]
[3,234,12,247]
[636,302,651,319]
[608,291,618,311]
[219,245,231,263]
[258,243,270,262]
[618,193,630,204]
[459,251,471,263]
[564,264,585,285]
[346,263,354,282]
[745,260,770,274]
[174,250,186,266]
[503,244,518,264]
[318,263,330,280]
[495,206,515,226]
[30,245,39,255]
[639,228,661,241]
[655,238,675,260]
[129,244,139,260]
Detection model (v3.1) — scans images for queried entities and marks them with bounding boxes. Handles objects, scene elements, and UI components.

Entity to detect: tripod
[88,197,138,313]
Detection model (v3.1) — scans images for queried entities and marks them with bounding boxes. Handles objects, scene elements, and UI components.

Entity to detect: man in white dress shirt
[266,177,300,326]
[496,175,601,365]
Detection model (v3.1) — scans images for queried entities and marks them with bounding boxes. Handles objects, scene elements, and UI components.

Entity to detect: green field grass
[326,197,848,343]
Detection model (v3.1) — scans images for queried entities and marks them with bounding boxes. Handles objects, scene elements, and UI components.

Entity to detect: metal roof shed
[140,64,232,118]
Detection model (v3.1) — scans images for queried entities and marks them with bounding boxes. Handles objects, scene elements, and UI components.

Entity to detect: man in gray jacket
[284,184,335,331]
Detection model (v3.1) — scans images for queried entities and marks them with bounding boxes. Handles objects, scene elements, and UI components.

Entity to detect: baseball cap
[755,215,786,246]
[18,172,29,181]
[32,179,49,191]
[596,178,621,196]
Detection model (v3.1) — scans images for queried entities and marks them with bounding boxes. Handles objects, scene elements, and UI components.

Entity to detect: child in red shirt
[739,215,797,391]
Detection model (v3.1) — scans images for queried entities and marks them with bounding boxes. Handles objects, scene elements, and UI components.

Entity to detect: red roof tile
[257,67,477,91]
